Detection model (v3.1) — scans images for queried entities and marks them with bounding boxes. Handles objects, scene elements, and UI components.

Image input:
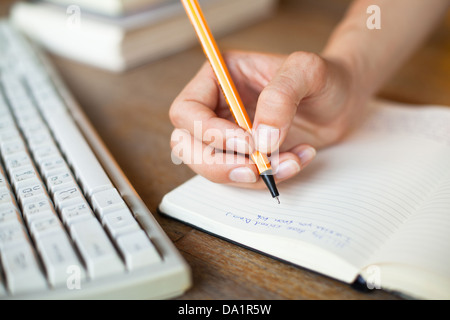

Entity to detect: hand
[169,50,363,189]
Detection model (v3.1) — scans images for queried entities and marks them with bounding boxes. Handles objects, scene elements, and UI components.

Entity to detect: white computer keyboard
[0,19,191,299]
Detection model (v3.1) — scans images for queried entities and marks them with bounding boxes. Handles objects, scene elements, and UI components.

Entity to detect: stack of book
[10,0,278,72]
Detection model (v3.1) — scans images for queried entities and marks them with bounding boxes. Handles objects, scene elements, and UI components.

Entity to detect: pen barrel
[182,0,275,178]
[181,0,253,131]
[251,151,272,175]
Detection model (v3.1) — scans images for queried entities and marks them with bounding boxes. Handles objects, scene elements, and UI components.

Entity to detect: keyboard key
[91,188,127,219]
[0,117,15,133]
[4,151,33,174]
[27,130,54,152]
[44,111,113,196]
[1,242,47,294]
[1,73,27,100]
[19,118,48,139]
[33,143,61,163]
[53,184,85,211]
[60,200,94,227]
[116,230,162,271]
[0,221,28,250]
[10,165,39,192]
[28,78,66,116]
[16,179,48,207]
[70,219,124,279]
[0,206,21,226]
[22,197,56,223]
[29,215,63,240]
[15,108,40,129]
[0,138,27,159]
[46,170,76,195]
[39,155,68,177]
[35,231,86,287]
[0,169,9,190]
[102,208,140,238]
[0,127,21,144]
[0,189,16,209]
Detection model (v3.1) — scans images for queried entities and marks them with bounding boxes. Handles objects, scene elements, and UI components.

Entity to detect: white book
[10,0,278,72]
[159,100,450,300]
[43,0,172,16]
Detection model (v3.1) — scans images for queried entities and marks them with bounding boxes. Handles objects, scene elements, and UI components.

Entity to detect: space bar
[45,110,114,197]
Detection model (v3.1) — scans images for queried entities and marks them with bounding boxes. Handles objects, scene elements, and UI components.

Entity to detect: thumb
[253,52,326,154]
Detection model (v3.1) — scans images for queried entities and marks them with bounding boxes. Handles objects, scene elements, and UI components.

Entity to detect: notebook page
[162,101,450,273]
[361,102,450,284]
[368,171,450,278]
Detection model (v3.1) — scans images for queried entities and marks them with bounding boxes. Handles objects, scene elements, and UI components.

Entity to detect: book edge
[158,191,360,285]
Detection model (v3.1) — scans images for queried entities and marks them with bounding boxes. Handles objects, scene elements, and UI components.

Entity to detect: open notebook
[159,100,450,300]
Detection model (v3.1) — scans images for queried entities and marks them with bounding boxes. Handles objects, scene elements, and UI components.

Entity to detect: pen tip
[275,196,280,204]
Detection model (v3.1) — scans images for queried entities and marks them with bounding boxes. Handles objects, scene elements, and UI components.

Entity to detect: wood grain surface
[1,0,449,300]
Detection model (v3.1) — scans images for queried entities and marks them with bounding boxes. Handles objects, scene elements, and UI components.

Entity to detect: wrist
[323,51,371,113]
[321,9,381,105]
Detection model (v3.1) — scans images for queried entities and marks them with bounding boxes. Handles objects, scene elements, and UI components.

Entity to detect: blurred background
[2,0,449,104]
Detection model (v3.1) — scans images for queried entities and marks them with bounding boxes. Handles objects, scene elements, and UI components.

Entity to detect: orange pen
[181,0,280,203]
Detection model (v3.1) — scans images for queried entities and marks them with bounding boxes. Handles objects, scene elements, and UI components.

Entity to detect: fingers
[170,62,254,154]
[170,128,258,185]
[171,128,316,189]
[253,52,327,154]
[170,50,324,189]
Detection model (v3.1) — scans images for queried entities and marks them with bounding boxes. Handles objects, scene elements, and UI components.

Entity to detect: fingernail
[255,125,280,153]
[226,137,251,154]
[297,147,316,168]
[229,167,257,183]
[275,160,301,180]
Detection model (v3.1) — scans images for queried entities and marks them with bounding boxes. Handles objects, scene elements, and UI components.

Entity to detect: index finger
[169,62,254,154]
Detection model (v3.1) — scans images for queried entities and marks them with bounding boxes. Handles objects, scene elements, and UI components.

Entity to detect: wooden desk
[2,0,449,300]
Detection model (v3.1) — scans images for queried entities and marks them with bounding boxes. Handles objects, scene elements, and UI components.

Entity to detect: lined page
[369,171,450,279]
[162,101,450,271]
